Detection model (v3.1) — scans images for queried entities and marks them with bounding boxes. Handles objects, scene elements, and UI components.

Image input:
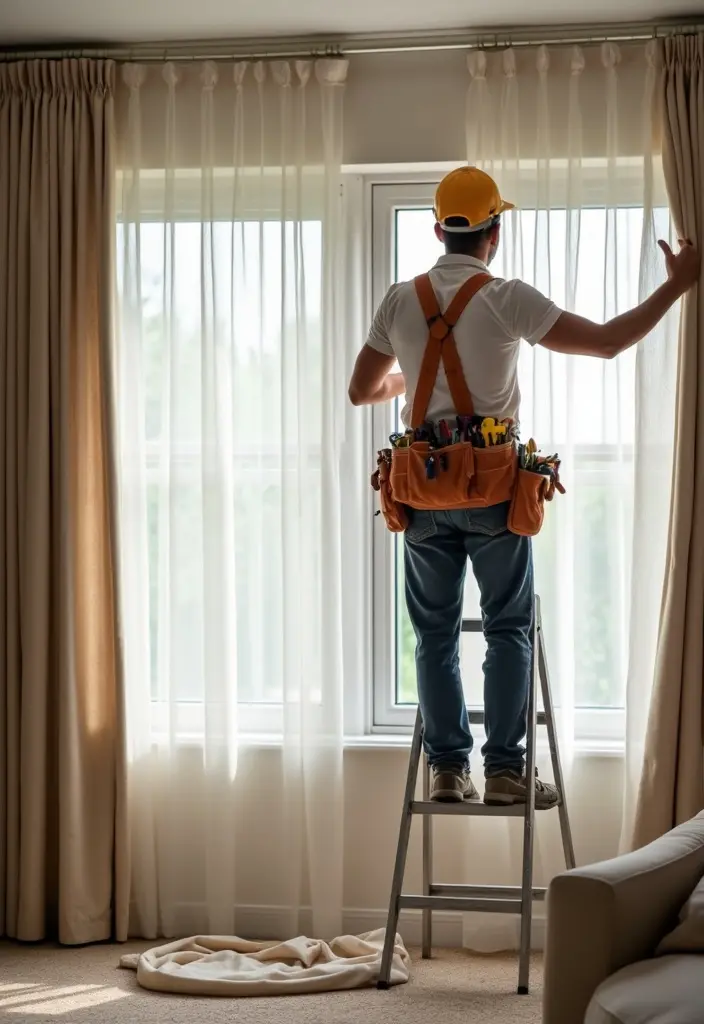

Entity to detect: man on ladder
[349,165,698,808]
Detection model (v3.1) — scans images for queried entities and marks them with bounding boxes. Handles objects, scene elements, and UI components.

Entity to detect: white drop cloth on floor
[119,928,410,996]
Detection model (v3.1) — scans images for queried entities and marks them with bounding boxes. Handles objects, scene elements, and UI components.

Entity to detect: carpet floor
[0,941,543,1023]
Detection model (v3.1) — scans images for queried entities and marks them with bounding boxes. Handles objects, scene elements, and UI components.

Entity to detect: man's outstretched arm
[348,344,406,406]
[540,239,699,360]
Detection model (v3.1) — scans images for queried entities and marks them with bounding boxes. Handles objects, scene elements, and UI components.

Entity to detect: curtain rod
[0,17,702,63]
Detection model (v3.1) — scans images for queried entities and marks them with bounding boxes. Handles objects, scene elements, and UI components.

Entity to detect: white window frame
[366,166,668,743]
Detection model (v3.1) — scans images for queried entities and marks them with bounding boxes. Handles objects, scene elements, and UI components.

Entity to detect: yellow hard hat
[434,166,514,231]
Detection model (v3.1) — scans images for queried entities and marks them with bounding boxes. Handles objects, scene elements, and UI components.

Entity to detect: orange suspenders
[410,272,491,427]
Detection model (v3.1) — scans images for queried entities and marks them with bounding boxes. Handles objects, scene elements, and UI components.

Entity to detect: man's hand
[657,238,700,295]
[348,345,406,406]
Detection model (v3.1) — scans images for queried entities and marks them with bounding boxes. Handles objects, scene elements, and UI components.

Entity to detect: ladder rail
[377,708,424,989]
[517,598,539,994]
[539,624,576,869]
[422,755,433,957]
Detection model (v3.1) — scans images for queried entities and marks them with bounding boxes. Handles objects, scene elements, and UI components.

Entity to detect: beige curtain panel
[0,59,128,943]
[631,34,704,849]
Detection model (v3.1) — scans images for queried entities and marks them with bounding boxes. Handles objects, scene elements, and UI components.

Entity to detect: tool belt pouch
[471,443,517,507]
[372,454,409,533]
[387,440,515,512]
[389,441,475,510]
[508,468,549,537]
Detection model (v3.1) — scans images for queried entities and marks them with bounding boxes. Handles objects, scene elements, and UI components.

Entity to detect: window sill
[348,734,625,757]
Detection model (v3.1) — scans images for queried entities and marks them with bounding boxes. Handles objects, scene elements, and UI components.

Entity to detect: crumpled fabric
[120,928,410,996]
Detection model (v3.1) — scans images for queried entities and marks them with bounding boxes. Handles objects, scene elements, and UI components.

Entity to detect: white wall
[343,44,654,165]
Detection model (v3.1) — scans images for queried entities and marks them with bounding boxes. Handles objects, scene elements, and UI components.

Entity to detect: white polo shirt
[366,254,562,427]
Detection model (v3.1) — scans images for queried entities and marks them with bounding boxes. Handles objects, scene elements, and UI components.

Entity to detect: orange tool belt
[371,271,561,537]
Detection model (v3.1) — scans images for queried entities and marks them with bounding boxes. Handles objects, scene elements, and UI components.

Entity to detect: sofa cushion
[656,875,704,954]
[585,955,704,1024]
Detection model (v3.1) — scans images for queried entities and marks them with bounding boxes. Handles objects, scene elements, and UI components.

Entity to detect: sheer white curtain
[115,57,348,939]
[459,41,678,950]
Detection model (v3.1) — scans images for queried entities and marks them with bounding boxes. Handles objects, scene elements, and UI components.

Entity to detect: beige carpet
[0,941,543,1023]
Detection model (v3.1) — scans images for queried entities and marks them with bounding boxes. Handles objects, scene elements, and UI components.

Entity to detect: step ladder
[377,596,576,994]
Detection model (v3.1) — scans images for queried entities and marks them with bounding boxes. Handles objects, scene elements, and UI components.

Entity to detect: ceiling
[0,0,702,47]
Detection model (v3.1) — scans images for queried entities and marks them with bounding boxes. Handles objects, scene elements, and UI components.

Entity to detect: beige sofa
[543,810,704,1024]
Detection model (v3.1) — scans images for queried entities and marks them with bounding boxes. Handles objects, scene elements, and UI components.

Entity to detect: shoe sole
[431,789,481,803]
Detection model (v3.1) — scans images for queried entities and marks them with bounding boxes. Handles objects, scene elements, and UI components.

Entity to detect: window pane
[118,215,322,704]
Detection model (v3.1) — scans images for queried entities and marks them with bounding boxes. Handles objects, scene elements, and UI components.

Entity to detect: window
[369,174,671,741]
[116,165,671,744]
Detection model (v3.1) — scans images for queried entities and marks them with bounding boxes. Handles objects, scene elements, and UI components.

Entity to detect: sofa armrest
[543,811,704,1024]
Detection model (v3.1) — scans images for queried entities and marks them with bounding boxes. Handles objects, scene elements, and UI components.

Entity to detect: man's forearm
[604,278,684,357]
[542,240,698,360]
[355,372,406,405]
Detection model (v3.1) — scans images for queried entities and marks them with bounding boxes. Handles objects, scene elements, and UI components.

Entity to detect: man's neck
[435,253,489,269]
[444,249,488,262]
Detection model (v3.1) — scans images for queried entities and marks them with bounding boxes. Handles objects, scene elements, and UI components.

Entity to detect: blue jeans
[404,503,534,775]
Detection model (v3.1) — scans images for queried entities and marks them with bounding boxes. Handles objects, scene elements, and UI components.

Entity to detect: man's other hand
[348,345,406,406]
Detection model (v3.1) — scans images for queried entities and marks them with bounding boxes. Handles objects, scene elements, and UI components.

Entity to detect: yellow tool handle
[481,416,507,446]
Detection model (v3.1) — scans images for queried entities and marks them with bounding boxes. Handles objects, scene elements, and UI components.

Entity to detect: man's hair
[442,215,500,256]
